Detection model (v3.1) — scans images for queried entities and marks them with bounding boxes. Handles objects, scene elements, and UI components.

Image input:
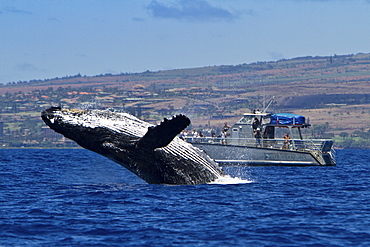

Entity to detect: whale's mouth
[42,107,90,125]
[41,106,64,129]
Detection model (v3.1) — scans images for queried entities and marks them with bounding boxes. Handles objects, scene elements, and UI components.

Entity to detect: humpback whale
[41,107,224,185]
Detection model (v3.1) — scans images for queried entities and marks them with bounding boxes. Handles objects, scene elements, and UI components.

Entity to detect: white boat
[185,106,336,166]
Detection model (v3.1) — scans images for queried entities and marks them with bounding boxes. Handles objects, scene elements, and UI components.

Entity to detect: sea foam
[209,175,253,184]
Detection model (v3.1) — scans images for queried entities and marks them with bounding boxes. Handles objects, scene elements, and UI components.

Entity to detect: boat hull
[192,143,335,166]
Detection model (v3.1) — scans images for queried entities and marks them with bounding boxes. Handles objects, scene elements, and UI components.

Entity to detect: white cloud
[146,0,239,22]
[4,6,32,15]
[15,63,39,72]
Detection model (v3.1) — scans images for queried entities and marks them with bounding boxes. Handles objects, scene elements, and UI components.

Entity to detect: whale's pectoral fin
[137,114,190,150]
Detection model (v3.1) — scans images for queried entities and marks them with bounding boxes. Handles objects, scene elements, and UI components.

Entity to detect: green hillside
[0,53,369,148]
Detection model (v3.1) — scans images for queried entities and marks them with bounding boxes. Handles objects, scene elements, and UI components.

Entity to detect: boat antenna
[262,96,275,113]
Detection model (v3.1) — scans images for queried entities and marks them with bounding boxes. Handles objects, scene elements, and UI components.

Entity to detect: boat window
[239,115,254,124]
[263,126,275,139]
[232,128,238,132]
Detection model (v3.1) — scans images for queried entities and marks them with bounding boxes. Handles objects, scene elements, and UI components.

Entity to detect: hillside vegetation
[0,53,369,148]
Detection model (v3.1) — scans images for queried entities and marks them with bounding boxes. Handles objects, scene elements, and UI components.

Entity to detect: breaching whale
[41,107,224,185]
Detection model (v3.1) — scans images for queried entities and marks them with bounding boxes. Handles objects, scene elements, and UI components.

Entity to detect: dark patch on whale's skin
[41,107,224,185]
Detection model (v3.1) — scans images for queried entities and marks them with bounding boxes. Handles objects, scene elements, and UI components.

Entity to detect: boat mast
[262,96,275,113]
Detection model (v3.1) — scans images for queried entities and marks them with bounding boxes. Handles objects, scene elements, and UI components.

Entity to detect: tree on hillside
[339,132,349,140]
[313,122,329,138]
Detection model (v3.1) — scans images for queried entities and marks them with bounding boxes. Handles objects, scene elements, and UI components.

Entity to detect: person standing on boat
[252,117,260,131]
[191,129,198,142]
[210,132,216,143]
[254,128,262,147]
[223,122,230,133]
[198,131,205,142]
[283,133,291,149]
[220,129,226,144]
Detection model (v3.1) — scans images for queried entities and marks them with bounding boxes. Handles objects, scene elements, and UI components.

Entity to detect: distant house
[42,126,63,140]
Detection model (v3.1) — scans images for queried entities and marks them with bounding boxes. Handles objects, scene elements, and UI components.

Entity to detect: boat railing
[330,148,337,164]
[184,136,330,152]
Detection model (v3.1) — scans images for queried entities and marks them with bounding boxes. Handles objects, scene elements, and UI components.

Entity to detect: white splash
[209,175,253,185]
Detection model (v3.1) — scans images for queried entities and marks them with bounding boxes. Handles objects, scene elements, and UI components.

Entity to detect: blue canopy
[270,113,305,125]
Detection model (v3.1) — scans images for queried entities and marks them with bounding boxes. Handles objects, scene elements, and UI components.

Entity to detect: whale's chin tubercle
[41,107,224,185]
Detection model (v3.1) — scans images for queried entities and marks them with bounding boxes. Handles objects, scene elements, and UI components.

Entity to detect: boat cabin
[228,112,310,140]
[222,111,335,152]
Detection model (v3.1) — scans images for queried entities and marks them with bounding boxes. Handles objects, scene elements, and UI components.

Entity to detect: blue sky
[1,0,370,83]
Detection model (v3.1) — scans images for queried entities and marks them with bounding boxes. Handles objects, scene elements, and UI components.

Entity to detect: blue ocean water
[1,149,369,246]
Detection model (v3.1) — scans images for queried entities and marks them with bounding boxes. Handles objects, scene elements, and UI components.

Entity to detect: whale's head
[41,106,190,151]
[41,106,151,161]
